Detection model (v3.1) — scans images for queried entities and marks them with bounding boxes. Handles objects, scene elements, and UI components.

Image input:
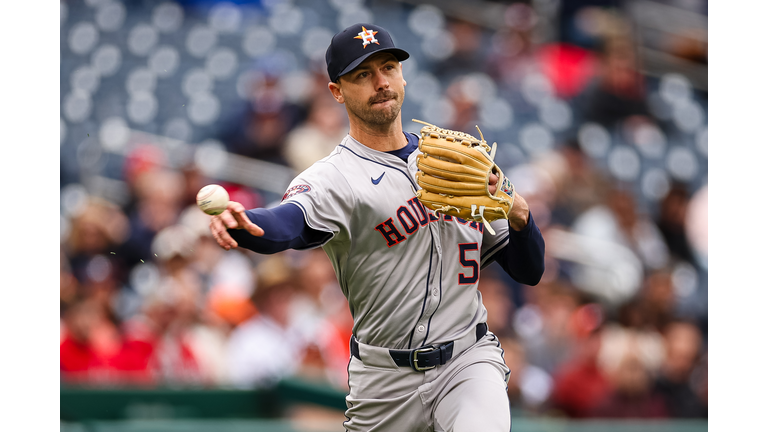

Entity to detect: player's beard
[349,89,403,127]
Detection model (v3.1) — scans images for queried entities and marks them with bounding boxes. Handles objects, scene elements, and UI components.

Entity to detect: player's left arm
[493,209,545,286]
[487,176,544,285]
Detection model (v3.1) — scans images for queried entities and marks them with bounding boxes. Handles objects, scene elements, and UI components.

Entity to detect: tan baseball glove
[413,119,515,235]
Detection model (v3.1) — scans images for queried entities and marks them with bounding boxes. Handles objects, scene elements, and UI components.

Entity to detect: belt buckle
[410,346,437,372]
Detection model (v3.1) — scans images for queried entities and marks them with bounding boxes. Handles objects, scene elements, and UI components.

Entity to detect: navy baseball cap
[326,23,410,83]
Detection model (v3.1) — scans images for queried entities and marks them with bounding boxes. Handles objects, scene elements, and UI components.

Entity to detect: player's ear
[328,81,345,104]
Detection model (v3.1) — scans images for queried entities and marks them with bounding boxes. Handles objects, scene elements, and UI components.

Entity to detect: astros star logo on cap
[354,26,379,48]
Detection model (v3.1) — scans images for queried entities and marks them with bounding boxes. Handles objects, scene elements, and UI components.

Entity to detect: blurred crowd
[60,0,707,421]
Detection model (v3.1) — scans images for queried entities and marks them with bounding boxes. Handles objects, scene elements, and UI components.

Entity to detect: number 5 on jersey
[458,243,479,284]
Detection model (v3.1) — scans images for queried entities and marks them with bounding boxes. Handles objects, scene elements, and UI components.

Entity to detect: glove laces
[470,204,496,235]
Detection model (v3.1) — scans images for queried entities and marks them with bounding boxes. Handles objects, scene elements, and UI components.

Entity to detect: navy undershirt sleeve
[491,212,546,286]
[227,204,332,254]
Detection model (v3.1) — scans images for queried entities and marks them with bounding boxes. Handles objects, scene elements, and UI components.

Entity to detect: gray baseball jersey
[281,134,511,349]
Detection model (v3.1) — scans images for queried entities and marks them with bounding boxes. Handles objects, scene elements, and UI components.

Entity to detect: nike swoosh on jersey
[371,172,385,185]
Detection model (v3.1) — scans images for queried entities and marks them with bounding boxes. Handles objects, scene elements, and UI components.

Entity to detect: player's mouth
[371,98,394,106]
[370,91,397,106]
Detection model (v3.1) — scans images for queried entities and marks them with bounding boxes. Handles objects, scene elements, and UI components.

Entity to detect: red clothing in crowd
[550,360,612,418]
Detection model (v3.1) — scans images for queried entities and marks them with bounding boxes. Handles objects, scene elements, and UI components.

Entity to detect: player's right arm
[211,158,351,253]
[209,201,332,253]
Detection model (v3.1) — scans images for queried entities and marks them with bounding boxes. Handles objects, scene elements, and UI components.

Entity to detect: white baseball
[196,184,230,215]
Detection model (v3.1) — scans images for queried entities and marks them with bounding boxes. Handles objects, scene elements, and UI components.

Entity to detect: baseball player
[209,23,545,432]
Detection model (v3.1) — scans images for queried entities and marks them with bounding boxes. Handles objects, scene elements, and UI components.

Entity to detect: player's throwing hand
[209,201,265,250]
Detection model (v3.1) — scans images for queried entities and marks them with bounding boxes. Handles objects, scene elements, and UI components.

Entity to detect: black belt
[350,322,488,372]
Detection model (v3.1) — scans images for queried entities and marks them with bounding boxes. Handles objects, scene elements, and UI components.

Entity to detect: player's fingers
[245,221,265,237]
[488,173,499,195]
[210,219,229,250]
[232,208,265,237]
[210,215,238,250]
[218,209,240,229]
[222,201,254,230]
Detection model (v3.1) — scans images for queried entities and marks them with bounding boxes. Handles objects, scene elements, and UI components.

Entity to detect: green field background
[61,380,707,432]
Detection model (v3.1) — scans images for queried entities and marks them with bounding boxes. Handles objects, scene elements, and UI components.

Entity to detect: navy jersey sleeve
[227,204,332,254]
[492,212,545,286]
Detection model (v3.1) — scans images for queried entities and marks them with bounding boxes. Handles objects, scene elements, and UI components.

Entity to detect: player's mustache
[369,91,398,104]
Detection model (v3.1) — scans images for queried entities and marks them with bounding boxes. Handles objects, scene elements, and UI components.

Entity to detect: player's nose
[373,70,390,91]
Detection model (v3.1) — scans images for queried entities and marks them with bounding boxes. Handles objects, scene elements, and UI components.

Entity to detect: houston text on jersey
[374,197,484,247]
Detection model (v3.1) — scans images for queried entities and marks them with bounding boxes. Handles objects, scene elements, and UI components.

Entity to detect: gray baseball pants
[343,332,511,432]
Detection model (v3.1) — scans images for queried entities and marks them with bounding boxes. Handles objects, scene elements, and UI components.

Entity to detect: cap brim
[337,48,410,80]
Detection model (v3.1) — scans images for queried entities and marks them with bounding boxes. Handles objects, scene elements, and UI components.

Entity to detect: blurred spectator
[653,320,707,418]
[656,183,697,265]
[218,71,306,165]
[64,198,130,285]
[548,326,611,418]
[572,186,670,273]
[431,19,487,83]
[149,224,217,384]
[590,304,669,419]
[63,198,130,361]
[283,94,349,174]
[598,321,665,377]
[113,291,202,385]
[60,297,122,384]
[441,76,481,133]
[179,203,263,386]
[104,224,207,385]
[75,254,124,340]
[593,322,666,418]
[590,350,668,418]
[150,224,203,296]
[205,245,260,330]
[118,168,187,266]
[580,34,652,130]
[547,140,612,227]
[487,3,540,89]
[186,310,236,386]
[507,161,559,231]
[226,254,307,388]
[515,281,581,374]
[288,249,352,389]
[626,269,678,332]
[178,205,227,285]
[179,206,252,386]
[121,145,168,215]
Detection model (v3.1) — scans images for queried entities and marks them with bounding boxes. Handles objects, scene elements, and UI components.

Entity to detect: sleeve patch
[282,184,311,201]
